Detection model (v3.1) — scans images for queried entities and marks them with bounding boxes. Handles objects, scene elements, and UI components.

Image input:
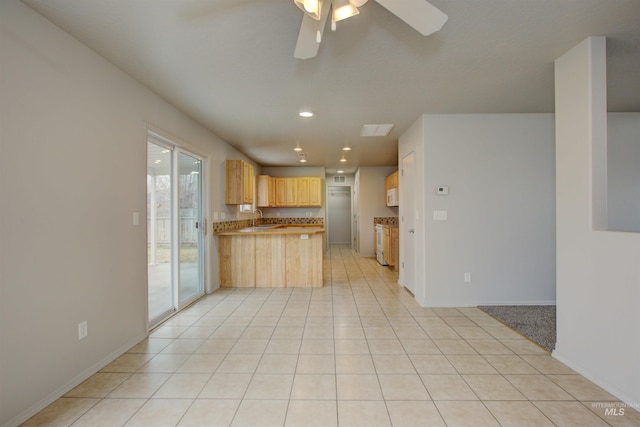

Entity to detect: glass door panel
[147,142,174,323]
[178,152,203,306]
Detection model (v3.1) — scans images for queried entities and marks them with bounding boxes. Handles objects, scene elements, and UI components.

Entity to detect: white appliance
[387,188,399,206]
[376,224,388,265]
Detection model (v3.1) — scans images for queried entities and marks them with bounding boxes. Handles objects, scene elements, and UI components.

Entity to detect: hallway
[23,245,636,426]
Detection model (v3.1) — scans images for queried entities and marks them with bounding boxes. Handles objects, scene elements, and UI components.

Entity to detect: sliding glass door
[147,135,205,328]
[178,152,203,305]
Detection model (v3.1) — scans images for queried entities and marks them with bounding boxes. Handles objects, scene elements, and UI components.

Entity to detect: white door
[401,152,416,294]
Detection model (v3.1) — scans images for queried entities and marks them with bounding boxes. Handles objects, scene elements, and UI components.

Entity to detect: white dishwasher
[376,224,388,265]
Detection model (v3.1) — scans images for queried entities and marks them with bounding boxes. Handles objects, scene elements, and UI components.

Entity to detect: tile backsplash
[212,217,324,233]
[374,217,398,225]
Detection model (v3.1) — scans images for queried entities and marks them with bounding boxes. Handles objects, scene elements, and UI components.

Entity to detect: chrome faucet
[252,209,263,227]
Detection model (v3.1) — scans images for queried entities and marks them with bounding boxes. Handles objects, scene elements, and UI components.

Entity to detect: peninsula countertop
[215,223,325,236]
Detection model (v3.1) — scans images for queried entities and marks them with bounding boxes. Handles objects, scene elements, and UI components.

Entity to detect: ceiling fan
[293,0,448,59]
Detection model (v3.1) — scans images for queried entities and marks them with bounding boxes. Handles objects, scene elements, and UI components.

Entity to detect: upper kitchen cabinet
[297,177,322,207]
[256,175,275,207]
[259,176,322,208]
[225,160,254,204]
[385,170,399,207]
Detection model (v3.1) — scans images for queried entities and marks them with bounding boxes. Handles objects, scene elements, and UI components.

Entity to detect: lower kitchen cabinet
[255,235,285,287]
[218,235,255,287]
[285,234,323,287]
[218,229,324,288]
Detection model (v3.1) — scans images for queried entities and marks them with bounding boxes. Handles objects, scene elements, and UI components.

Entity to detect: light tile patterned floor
[22,244,640,426]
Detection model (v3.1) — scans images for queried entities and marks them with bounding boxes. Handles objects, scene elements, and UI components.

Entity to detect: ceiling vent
[334,176,346,183]
[361,124,394,137]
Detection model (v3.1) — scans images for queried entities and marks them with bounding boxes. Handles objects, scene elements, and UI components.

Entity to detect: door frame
[400,151,416,294]
[147,130,208,329]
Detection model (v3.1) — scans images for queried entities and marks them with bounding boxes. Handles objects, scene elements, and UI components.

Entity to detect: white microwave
[387,188,399,206]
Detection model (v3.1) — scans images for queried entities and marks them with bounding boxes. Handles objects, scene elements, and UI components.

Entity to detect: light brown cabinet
[256,175,275,207]
[308,177,322,206]
[219,230,324,288]
[385,170,399,207]
[382,225,399,271]
[225,160,254,204]
[385,170,399,191]
[285,178,298,206]
[258,176,323,207]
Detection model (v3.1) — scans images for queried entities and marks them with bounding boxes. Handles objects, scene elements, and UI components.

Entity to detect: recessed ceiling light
[342,146,352,151]
[340,156,347,163]
[337,170,344,174]
[154,160,161,164]
[299,110,314,118]
[299,158,308,163]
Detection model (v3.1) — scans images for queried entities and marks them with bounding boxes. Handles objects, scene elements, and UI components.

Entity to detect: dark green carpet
[478,305,556,352]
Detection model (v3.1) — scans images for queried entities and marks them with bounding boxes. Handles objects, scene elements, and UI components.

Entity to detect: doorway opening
[327,186,352,244]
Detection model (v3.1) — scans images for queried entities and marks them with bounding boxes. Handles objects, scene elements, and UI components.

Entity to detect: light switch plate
[437,186,449,195]
[433,210,448,221]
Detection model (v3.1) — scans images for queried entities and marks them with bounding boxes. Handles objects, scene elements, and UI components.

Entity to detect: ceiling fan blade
[294,1,331,59]
[374,0,447,36]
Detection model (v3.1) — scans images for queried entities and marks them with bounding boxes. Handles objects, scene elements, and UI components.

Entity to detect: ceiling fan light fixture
[299,110,314,118]
[340,155,347,163]
[294,0,322,20]
[333,0,359,22]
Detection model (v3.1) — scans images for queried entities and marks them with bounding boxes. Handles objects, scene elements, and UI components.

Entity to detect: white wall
[0,1,254,425]
[607,113,640,232]
[399,114,556,307]
[355,167,398,257]
[554,37,640,407]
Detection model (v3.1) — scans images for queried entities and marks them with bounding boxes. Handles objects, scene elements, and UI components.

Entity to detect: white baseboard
[3,332,148,427]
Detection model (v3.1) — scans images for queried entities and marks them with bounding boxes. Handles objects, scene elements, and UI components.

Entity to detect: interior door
[401,152,416,294]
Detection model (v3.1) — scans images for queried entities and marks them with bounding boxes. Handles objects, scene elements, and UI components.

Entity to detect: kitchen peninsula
[216,224,324,288]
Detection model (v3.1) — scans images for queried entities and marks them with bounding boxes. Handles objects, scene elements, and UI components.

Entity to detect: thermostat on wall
[436,186,449,195]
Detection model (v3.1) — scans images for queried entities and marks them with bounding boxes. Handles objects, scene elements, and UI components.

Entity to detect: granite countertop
[216,224,325,236]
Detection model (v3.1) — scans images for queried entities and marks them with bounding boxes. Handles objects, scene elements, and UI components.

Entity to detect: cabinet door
[309,177,322,206]
[390,227,399,269]
[275,178,287,206]
[225,160,243,204]
[256,175,270,207]
[297,177,310,206]
[383,227,390,265]
[269,176,275,207]
[243,163,254,204]
[285,178,297,206]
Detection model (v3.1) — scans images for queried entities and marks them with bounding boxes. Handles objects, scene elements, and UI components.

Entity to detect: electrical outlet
[78,321,88,340]
[464,272,472,283]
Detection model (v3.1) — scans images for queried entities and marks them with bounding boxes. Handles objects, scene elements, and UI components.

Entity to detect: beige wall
[0,1,253,425]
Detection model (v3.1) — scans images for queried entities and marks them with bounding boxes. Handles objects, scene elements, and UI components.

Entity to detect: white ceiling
[23,0,640,173]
